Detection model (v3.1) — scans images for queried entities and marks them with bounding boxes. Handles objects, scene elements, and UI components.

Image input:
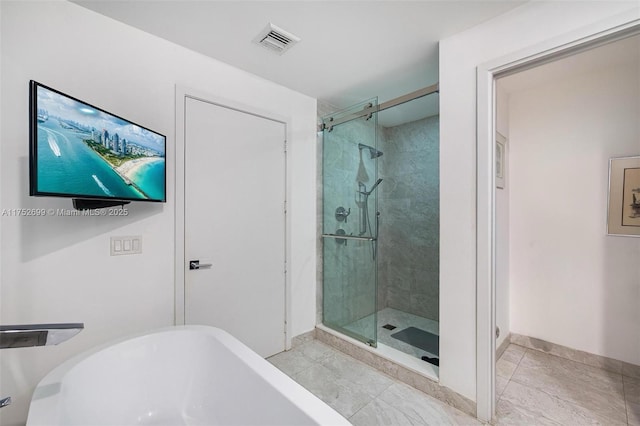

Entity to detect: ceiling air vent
[254,23,300,55]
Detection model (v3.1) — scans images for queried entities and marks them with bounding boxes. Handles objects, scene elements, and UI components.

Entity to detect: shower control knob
[335,207,351,222]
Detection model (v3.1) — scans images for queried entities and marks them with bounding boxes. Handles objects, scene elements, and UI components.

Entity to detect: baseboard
[496,333,511,360]
[511,333,640,379]
[291,329,316,349]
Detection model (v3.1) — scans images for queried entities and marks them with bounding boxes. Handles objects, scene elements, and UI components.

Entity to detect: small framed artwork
[607,156,640,237]
[496,132,506,189]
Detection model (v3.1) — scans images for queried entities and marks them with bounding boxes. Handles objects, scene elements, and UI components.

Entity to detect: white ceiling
[73,0,525,113]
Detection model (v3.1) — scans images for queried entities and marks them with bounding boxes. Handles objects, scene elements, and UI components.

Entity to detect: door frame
[174,85,293,349]
[475,14,640,422]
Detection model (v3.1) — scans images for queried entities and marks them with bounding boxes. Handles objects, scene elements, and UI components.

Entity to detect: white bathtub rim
[30,325,206,393]
[27,325,349,426]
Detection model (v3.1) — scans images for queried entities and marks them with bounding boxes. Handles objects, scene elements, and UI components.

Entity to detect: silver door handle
[189,260,212,270]
[0,397,11,409]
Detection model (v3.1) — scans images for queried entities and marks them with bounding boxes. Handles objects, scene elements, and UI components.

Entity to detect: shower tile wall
[378,115,439,321]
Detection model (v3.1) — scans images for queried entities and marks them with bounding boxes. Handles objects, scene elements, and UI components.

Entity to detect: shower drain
[382,324,397,330]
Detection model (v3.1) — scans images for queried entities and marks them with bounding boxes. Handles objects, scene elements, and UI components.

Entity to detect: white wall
[0,2,316,424]
[439,1,639,402]
[507,63,640,365]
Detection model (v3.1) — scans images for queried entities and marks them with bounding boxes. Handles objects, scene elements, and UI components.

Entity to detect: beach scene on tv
[35,84,165,201]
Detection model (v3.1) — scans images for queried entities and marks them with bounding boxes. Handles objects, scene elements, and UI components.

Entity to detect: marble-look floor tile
[496,358,518,380]
[320,350,395,398]
[498,379,626,425]
[377,383,481,425]
[350,398,426,426]
[499,344,526,365]
[510,350,626,423]
[511,334,624,375]
[496,398,562,425]
[266,348,315,377]
[625,375,640,405]
[296,339,335,362]
[496,375,509,398]
[628,400,640,426]
[293,363,373,418]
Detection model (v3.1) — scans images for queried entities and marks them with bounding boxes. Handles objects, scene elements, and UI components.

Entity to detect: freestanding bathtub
[27,325,349,425]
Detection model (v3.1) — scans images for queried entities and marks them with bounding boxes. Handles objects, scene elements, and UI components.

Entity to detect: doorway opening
[476,20,640,423]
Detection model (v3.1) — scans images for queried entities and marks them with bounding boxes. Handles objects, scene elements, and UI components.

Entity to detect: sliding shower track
[318,83,439,132]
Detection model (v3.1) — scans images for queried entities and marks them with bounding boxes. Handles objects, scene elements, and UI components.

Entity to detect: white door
[184,97,286,358]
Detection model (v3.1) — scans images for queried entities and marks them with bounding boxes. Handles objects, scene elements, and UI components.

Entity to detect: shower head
[358,143,383,159]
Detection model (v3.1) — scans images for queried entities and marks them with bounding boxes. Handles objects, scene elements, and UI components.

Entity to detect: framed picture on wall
[607,156,640,237]
[496,132,506,189]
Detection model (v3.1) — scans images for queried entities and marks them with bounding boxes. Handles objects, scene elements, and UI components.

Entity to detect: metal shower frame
[318,83,439,132]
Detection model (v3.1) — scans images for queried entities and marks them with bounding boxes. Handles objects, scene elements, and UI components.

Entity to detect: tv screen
[29,81,166,203]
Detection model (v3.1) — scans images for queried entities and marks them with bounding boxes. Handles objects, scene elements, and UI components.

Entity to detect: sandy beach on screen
[116,157,161,182]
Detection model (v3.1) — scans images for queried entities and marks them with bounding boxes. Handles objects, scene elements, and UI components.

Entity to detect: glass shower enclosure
[321,98,381,346]
[320,85,440,366]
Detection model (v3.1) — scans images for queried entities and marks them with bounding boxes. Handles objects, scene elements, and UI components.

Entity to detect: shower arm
[358,143,383,159]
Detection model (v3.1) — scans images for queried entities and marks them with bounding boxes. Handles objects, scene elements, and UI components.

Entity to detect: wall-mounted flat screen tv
[29,80,166,204]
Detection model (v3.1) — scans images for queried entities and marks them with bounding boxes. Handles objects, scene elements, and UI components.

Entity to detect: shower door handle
[189,260,212,270]
[321,234,376,242]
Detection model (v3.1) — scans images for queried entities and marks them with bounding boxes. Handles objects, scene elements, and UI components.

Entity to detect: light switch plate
[111,236,142,256]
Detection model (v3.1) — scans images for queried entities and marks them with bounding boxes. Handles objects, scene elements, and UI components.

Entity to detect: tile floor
[496,343,640,425]
[267,338,480,425]
[269,336,640,425]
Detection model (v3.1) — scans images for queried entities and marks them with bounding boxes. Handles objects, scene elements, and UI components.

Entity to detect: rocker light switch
[111,236,142,256]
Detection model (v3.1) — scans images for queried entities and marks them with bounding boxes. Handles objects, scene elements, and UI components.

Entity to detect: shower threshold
[316,324,476,418]
[340,308,439,361]
[315,323,439,383]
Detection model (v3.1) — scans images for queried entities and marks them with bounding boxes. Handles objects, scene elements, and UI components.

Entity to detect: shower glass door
[321,98,379,346]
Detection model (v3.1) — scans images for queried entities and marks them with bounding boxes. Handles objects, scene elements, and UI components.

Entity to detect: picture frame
[496,132,506,189]
[607,156,640,237]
